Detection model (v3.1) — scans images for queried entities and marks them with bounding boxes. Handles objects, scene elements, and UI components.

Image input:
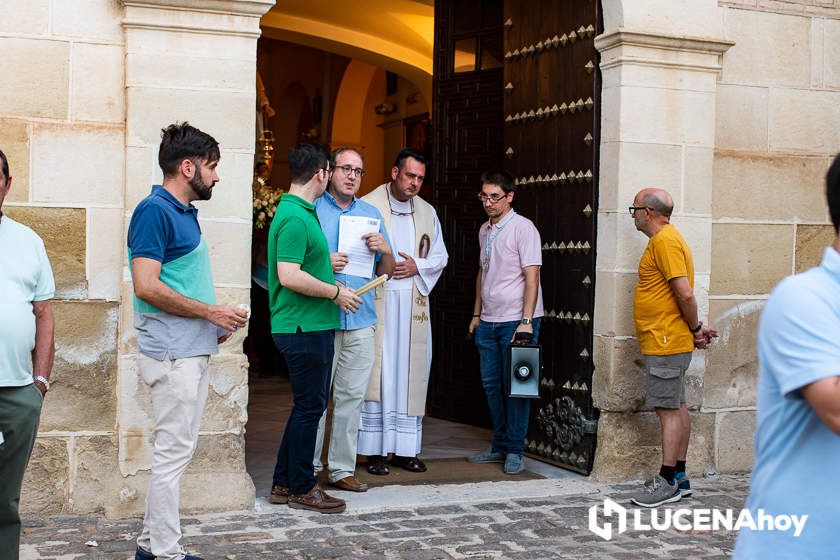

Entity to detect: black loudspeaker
[509,343,541,399]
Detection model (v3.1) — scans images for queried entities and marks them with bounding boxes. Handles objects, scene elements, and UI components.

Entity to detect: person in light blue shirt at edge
[0,148,55,560]
[312,147,395,493]
[733,153,840,560]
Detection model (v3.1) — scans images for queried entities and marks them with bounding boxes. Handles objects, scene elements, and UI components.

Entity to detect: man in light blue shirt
[0,148,55,560]
[734,153,840,559]
[313,147,394,492]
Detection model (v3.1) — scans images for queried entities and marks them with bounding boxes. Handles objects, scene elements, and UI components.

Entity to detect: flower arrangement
[253,179,283,230]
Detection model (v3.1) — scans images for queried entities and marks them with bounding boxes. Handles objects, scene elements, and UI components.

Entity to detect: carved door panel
[503,1,601,474]
[427,0,504,426]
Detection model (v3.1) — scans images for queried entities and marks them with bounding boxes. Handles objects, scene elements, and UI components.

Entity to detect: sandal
[366,455,390,476]
[390,455,427,473]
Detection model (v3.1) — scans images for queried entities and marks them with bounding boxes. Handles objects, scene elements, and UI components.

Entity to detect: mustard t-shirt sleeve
[652,233,688,281]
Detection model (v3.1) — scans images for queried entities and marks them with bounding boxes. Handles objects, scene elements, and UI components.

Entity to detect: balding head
[635,188,674,218]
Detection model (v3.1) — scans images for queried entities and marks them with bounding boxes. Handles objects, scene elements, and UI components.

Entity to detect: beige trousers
[136,354,210,560]
[313,326,375,482]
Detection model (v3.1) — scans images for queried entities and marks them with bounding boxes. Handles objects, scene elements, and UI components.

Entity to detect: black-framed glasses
[628,206,651,216]
[335,164,365,178]
[478,192,509,203]
[322,166,333,175]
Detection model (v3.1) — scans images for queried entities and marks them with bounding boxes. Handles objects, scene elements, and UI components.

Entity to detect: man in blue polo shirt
[734,153,840,558]
[313,148,394,492]
[128,123,248,560]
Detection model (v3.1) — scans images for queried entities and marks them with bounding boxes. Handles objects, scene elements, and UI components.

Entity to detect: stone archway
[331,60,379,147]
[260,0,433,109]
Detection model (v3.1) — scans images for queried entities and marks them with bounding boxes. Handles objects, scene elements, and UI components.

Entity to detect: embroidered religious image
[418,234,431,258]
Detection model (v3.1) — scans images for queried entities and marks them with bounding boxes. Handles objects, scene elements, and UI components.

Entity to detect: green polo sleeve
[273,216,308,264]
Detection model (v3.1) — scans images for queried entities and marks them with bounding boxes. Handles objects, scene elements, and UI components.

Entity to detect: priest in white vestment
[358,149,448,474]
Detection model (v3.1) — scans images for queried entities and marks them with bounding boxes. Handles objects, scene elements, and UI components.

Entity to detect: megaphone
[509,342,541,399]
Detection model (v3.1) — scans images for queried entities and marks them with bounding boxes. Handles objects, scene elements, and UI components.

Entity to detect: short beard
[189,170,213,201]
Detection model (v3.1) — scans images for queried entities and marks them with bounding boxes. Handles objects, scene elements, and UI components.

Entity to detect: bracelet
[690,321,703,334]
[331,285,340,301]
[34,375,50,392]
[472,314,480,317]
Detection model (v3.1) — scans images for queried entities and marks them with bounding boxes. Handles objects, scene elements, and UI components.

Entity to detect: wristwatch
[520,318,532,325]
[34,375,50,392]
[689,321,703,334]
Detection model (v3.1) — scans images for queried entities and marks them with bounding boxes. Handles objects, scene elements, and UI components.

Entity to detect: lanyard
[481,210,516,270]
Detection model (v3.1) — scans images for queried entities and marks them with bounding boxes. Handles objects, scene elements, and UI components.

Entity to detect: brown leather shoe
[269,485,289,504]
[329,475,368,492]
[288,485,346,514]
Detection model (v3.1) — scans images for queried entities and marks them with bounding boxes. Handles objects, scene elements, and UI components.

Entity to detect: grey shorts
[644,352,692,409]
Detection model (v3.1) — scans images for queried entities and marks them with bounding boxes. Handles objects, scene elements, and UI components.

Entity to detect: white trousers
[313,326,375,482]
[136,354,210,560]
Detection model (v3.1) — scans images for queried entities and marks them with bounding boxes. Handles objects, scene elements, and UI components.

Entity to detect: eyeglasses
[628,206,651,216]
[322,166,333,175]
[478,192,509,203]
[335,164,365,178]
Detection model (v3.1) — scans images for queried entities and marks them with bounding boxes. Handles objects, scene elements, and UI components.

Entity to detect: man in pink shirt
[467,170,544,474]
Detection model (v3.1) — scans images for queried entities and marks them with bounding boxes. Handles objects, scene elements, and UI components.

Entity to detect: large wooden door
[427,0,504,426]
[503,1,601,475]
[429,0,601,475]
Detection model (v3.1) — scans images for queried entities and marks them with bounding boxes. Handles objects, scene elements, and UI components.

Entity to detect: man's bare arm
[668,276,700,329]
[132,257,247,331]
[468,269,483,334]
[669,276,718,348]
[801,376,840,436]
[276,261,361,311]
[32,300,55,393]
[376,252,396,278]
[521,265,540,320]
[512,266,540,339]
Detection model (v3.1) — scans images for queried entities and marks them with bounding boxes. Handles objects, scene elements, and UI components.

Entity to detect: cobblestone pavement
[20,475,749,560]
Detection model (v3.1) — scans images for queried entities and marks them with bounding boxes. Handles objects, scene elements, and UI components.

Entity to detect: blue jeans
[475,319,541,456]
[272,329,334,495]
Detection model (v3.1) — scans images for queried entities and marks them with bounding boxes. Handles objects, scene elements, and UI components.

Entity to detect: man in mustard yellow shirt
[629,188,718,508]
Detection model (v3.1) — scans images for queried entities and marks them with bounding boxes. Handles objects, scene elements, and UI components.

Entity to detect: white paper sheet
[338,215,380,278]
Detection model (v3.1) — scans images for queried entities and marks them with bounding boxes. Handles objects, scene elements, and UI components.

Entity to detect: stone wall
[591,0,840,481]
[707,0,840,473]
[2,0,127,515]
[2,0,272,517]
[592,0,731,481]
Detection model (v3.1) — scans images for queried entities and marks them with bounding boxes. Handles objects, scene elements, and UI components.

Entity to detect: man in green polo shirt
[267,143,361,514]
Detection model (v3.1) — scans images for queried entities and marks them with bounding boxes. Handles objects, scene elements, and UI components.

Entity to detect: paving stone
[473,502,510,510]
[415,505,467,515]
[381,529,436,539]
[18,476,750,560]
[355,510,417,522]
[398,518,448,529]
[399,549,454,560]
